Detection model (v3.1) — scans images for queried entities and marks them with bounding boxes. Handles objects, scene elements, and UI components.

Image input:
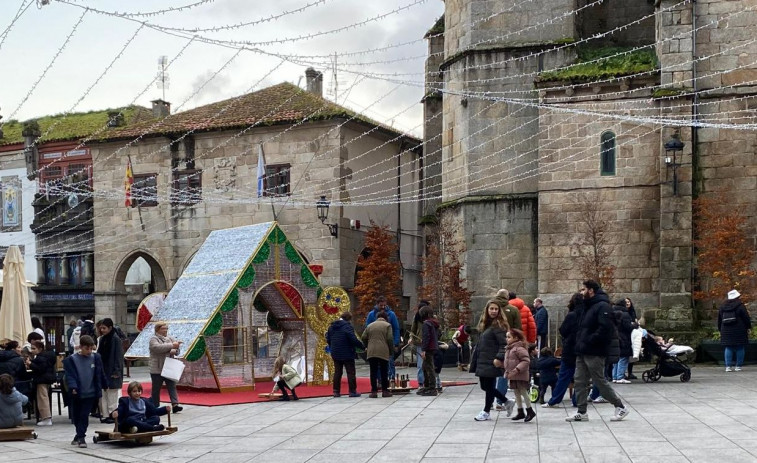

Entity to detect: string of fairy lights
[1,0,756,264]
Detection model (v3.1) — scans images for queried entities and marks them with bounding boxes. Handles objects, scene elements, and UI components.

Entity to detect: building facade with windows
[89,73,424,335]
[425,0,757,329]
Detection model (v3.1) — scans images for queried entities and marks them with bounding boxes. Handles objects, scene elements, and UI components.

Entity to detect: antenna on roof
[327,52,347,103]
[156,56,170,101]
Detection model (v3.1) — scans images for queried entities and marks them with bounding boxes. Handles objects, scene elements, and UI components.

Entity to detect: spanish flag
[124,158,133,207]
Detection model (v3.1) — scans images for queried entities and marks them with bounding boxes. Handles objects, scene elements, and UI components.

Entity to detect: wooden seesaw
[93,411,177,445]
[0,426,37,442]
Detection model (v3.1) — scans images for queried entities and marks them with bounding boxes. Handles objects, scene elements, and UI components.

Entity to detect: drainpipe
[691,0,699,321]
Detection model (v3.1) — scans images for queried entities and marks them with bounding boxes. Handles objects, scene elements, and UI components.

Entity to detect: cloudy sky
[0,0,444,137]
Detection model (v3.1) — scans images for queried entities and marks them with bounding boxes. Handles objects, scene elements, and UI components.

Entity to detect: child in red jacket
[502,329,536,422]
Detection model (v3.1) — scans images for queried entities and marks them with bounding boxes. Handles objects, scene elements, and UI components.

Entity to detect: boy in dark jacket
[419,306,440,396]
[114,381,169,433]
[63,335,108,448]
[536,347,561,404]
[326,312,364,398]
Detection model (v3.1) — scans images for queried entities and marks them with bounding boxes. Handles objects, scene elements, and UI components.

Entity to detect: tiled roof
[0,106,152,146]
[97,82,420,144]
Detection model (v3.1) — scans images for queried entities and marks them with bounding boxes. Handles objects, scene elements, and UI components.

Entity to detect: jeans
[368,358,390,392]
[548,360,576,406]
[150,373,180,406]
[575,355,623,414]
[416,346,424,385]
[422,353,436,389]
[71,396,96,441]
[495,376,509,405]
[613,357,629,380]
[479,376,507,413]
[332,359,358,394]
[725,345,746,367]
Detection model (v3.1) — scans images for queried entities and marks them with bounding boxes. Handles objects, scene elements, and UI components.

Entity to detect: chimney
[151,99,171,118]
[305,68,323,97]
[22,120,41,180]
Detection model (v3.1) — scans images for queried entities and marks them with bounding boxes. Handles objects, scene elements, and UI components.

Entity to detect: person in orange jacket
[509,292,537,343]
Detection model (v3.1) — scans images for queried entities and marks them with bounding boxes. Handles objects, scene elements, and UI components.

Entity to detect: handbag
[161,357,185,382]
[469,344,479,373]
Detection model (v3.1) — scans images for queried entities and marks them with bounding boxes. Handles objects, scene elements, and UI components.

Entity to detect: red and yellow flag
[124,158,133,207]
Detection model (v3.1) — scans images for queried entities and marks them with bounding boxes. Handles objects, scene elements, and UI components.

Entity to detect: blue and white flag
[256,144,266,198]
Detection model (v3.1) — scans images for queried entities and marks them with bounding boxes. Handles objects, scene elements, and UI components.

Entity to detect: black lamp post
[664,133,685,196]
[316,195,338,238]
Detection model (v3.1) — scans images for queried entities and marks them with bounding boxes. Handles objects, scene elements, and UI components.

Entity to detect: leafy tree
[419,219,474,331]
[353,221,401,325]
[573,192,617,294]
[693,193,757,306]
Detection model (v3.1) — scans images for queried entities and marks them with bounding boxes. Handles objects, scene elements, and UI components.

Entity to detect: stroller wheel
[680,370,691,382]
[642,370,653,383]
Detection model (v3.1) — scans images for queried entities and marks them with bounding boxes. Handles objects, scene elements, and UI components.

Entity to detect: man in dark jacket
[565,280,629,423]
[543,293,583,408]
[327,312,364,397]
[419,306,440,396]
[534,298,549,351]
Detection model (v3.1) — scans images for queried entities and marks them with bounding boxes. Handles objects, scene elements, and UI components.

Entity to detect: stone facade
[91,117,422,332]
[426,0,757,328]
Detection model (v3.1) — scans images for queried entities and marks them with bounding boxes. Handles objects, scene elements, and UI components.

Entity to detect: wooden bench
[0,426,37,442]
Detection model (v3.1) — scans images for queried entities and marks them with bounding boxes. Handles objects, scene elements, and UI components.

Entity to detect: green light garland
[269,227,286,244]
[253,241,270,263]
[284,242,302,265]
[204,312,223,336]
[317,287,323,300]
[220,288,238,312]
[186,336,206,361]
[237,265,255,288]
[301,264,319,288]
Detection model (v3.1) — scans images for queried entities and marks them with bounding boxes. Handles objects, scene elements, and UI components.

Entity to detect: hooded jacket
[559,300,583,366]
[0,387,28,428]
[534,306,549,337]
[503,340,531,383]
[575,289,615,357]
[493,296,522,330]
[0,350,27,380]
[510,298,537,343]
[361,319,394,361]
[421,318,440,353]
[718,298,752,346]
[474,324,507,378]
[29,349,57,385]
[613,303,634,358]
[326,318,364,361]
[97,330,124,389]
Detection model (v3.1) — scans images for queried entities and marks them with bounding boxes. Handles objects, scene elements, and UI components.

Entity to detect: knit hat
[728,289,741,300]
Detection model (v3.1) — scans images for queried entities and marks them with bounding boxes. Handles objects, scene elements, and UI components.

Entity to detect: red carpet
[122,378,475,406]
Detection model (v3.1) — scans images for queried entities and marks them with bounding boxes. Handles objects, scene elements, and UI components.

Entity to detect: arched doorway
[112,251,168,337]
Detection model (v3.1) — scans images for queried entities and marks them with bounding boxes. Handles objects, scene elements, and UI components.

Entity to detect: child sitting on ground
[0,373,28,429]
[536,347,561,404]
[272,357,302,401]
[113,381,169,433]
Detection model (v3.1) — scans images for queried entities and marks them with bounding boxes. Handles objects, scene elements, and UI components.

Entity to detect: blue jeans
[613,357,629,380]
[416,346,424,385]
[725,346,746,367]
[547,360,576,406]
[495,376,509,405]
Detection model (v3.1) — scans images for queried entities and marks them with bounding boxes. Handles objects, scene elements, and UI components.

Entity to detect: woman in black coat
[718,290,752,372]
[473,299,512,421]
[544,293,583,407]
[96,318,124,424]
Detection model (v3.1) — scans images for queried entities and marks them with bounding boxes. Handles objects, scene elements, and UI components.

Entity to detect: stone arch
[109,249,169,334]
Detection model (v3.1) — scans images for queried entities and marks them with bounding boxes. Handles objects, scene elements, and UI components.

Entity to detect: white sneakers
[735,367,743,372]
[726,367,734,372]
[474,411,491,421]
[541,403,559,408]
[610,407,630,421]
[592,396,608,403]
[615,379,631,384]
[565,412,589,422]
[36,418,52,426]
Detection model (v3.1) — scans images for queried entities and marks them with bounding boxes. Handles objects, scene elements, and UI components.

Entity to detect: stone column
[83,253,94,285]
[94,291,128,329]
[59,256,69,285]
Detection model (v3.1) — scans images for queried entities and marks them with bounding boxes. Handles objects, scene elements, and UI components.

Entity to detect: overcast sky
[0,0,444,137]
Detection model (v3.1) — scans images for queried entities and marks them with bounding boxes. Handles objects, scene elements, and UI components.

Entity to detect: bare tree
[572,192,617,294]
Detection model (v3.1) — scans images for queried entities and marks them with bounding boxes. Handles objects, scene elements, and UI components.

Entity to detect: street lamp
[316,195,338,238]
[664,133,684,196]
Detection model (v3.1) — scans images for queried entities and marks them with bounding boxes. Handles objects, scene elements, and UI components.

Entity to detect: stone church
[424,0,757,329]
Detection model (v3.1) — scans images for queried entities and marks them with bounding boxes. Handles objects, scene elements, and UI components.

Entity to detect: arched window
[600,131,616,175]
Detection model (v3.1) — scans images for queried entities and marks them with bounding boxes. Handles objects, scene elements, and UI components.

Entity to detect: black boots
[524,407,536,422]
[511,409,526,420]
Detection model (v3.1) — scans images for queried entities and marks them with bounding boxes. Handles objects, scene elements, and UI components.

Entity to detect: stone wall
[577,0,656,46]
[537,98,661,310]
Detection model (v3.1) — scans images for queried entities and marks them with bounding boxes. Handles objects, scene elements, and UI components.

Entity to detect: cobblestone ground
[2,364,756,463]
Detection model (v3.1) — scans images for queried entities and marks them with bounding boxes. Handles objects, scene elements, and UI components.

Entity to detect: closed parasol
[0,245,34,343]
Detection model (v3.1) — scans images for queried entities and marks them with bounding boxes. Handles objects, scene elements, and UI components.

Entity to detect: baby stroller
[640,330,692,383]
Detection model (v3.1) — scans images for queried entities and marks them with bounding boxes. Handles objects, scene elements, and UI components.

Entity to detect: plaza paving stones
[4,364,757,462]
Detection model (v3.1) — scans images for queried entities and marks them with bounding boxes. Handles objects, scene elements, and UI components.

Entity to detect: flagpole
[127,154,145,231]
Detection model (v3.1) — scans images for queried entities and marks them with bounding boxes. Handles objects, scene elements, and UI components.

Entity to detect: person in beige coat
[361,311,394,398]
[149,322,183,413]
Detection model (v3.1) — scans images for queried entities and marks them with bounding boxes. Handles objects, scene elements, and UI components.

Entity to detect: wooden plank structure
[0,426,37,442]
[93,413,177,445]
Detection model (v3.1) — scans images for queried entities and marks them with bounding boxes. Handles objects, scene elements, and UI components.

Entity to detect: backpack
[80,322,96,338]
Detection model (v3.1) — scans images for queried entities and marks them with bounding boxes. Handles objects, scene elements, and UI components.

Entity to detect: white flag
[256,144,266,198]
